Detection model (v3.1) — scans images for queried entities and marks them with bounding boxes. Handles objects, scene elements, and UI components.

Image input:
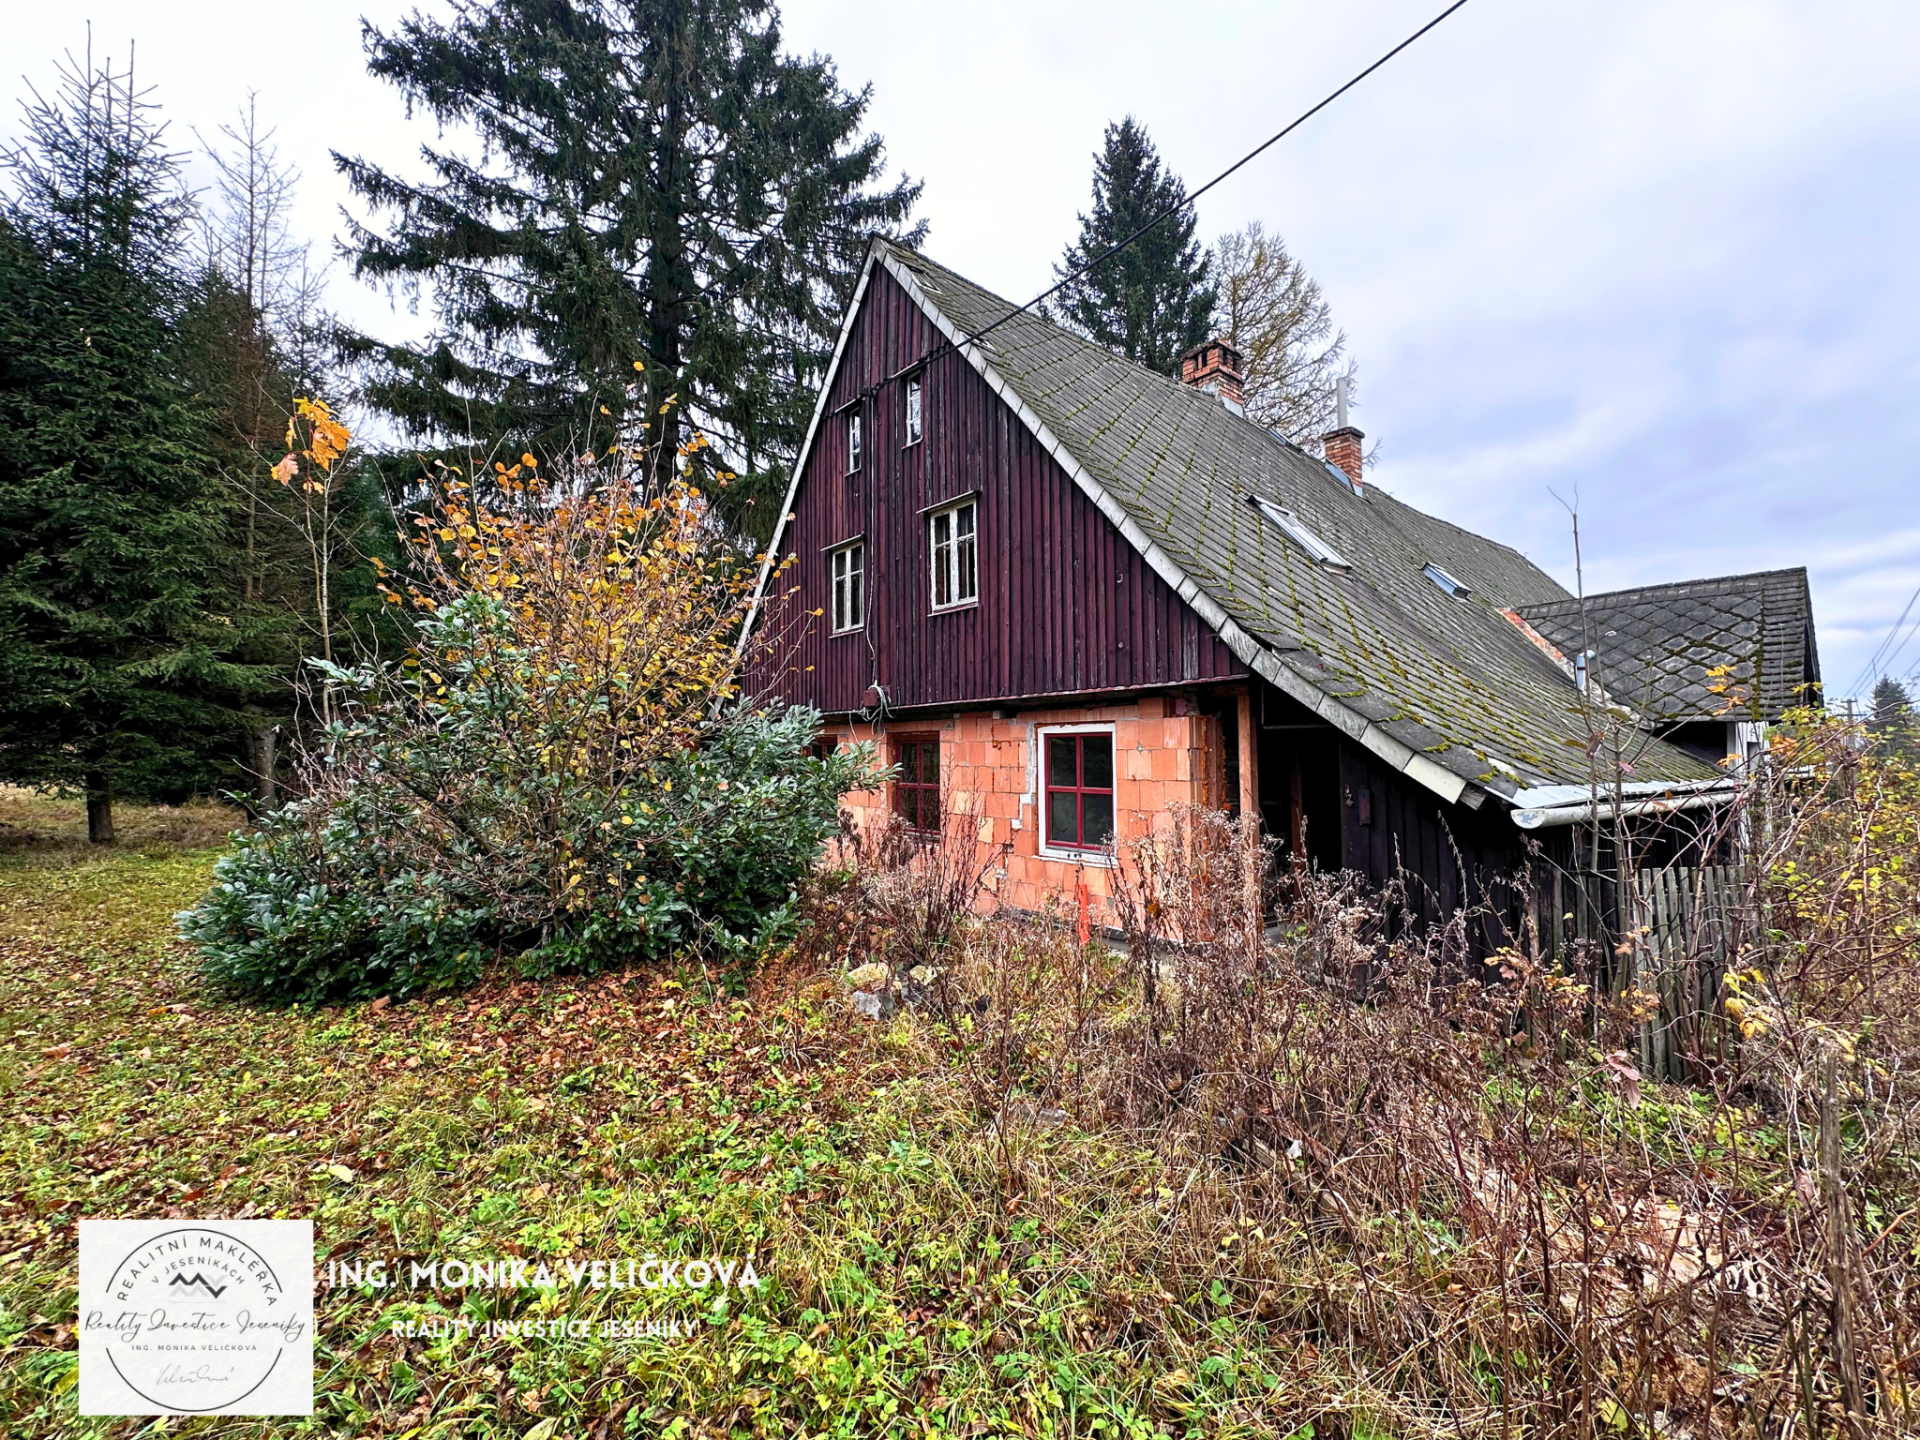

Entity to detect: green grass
[0,795,1334,1440]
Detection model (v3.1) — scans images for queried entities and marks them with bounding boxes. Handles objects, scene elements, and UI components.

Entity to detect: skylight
[1423,562,1471,598]
[1250,496,1350,569]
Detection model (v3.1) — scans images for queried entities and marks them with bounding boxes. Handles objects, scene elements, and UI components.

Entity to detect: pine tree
[1213,221,1355,442]
[1870,676,1917,761]
[1050,118,1215,376]
[335,0,923,537]
[0,43,267,839]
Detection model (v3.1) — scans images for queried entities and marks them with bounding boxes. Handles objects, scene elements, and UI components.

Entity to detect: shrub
[180,448,872,1001]
[183,703,869,1001]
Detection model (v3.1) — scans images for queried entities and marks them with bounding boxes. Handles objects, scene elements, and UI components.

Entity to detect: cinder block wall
[823,696,1217,925]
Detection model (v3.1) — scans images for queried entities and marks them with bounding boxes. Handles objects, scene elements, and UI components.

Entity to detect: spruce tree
[0,46,266,838]
[1051,118,1216,376]
[1870,676,1917,761]
[335,0,923,538]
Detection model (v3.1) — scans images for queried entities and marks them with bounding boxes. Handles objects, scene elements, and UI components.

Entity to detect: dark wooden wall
[1256,680,1533,958]
[754,266,1244,714]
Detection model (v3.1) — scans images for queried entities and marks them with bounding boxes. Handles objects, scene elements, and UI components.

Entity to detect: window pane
[849,569,862,628]
[1081,736,1113,789]
[932,513,951,606]
[956,502,975,538]
[956,530,976,602]
[922,742,939,785]
[1082,792,1114,847]
[906,378,922,441]
[848,413,861,471]
[1048,736,1077,787]
[1048,789,1077,846]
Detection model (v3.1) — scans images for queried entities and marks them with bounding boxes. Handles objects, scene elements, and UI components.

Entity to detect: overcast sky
[8,1,1918,701]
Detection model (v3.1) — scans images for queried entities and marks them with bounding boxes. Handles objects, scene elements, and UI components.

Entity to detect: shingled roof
[768,240,1739,806]
[1517,569,1820,723]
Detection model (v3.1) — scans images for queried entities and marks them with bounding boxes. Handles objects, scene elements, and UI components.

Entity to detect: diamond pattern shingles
[1518,570,1819,722]
[879,243,1731,795]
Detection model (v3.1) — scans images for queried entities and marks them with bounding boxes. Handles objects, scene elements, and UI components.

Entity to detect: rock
[850,990,888,1021]
[844,961,890,992]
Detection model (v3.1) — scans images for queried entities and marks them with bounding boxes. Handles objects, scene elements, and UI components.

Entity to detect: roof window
[1423,562,1471,598]
[1250,496,1350,570]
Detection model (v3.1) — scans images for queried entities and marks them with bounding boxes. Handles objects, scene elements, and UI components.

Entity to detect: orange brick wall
[823,694,1240,926]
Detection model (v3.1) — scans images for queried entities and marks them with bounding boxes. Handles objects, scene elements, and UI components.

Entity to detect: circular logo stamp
[81,1222,312,1415]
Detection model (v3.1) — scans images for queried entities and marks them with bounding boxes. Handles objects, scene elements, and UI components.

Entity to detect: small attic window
[1250,496,1350,570]
[1423,562,1471,598]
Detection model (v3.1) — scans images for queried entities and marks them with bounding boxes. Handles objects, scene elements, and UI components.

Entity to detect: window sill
[929,600,979,615]
[1038,844,1115,869]
[830,627,864,637]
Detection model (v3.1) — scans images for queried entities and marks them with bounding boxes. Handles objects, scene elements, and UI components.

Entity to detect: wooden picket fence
[1533,863,1749,1082]
[1627,863,1746,1082]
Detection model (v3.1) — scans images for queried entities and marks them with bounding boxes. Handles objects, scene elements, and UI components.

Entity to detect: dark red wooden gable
[753,264,1244,715]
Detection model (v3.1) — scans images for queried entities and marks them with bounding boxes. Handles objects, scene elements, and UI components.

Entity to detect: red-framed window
[808,732,839,763]
[1045,732,1114,850]
[893,735,940,833]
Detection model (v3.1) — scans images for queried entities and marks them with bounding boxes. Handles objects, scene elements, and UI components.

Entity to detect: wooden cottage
[745,238,1820,935]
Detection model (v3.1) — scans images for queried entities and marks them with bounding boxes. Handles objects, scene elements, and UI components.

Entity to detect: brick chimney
[1320,375,1364,489]
[1180,339,1244,412]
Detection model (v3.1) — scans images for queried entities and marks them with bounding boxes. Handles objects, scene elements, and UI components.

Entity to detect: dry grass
[0,786,242,861]
[798,782,1920,1439]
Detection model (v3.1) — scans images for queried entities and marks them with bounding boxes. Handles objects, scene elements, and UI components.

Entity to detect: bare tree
[1213,221,1354,446]
[189,97,340,802]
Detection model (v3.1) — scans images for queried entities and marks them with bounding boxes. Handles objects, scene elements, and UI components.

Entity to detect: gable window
[929,498,978,610]
[904,374,923,446]
[1044,730,1114,852]
[830,541,864,633]
[1422,562,1471,598]
[846,411,862,474]
[893,735,940,833]
[1249,495,1350,570]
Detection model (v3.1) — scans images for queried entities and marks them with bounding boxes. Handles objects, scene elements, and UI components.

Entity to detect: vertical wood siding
[754,268,1245,713]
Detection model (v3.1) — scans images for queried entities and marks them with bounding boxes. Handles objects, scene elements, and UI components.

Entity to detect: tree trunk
[246,709,280,808]
[85,771,114,844]
[259,721,279,807]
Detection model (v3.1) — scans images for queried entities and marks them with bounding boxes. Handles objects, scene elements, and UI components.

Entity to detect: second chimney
[1180,339,1244,413]
[1321,376,1364,488]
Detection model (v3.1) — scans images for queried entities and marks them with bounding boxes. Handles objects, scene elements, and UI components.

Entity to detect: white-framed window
[1037,723,1116,859]
[830,541,864,633]
[904,374,923,446]
[1422,561,1470,598]
[929,497,978,610]
[846,410,862,474]
[1249,495,1350,570]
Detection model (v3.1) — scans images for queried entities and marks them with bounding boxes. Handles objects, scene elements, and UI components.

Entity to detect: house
[745,238,1820,937]
[1515,569,1819,772]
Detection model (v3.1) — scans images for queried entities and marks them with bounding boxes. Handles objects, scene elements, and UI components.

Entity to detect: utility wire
[1850,579,1920,698]
[947,0,1475,356]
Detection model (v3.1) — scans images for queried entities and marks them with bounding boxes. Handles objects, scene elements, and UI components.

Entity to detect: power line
[1850,579,1920,697]
[949,0,1475,356]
